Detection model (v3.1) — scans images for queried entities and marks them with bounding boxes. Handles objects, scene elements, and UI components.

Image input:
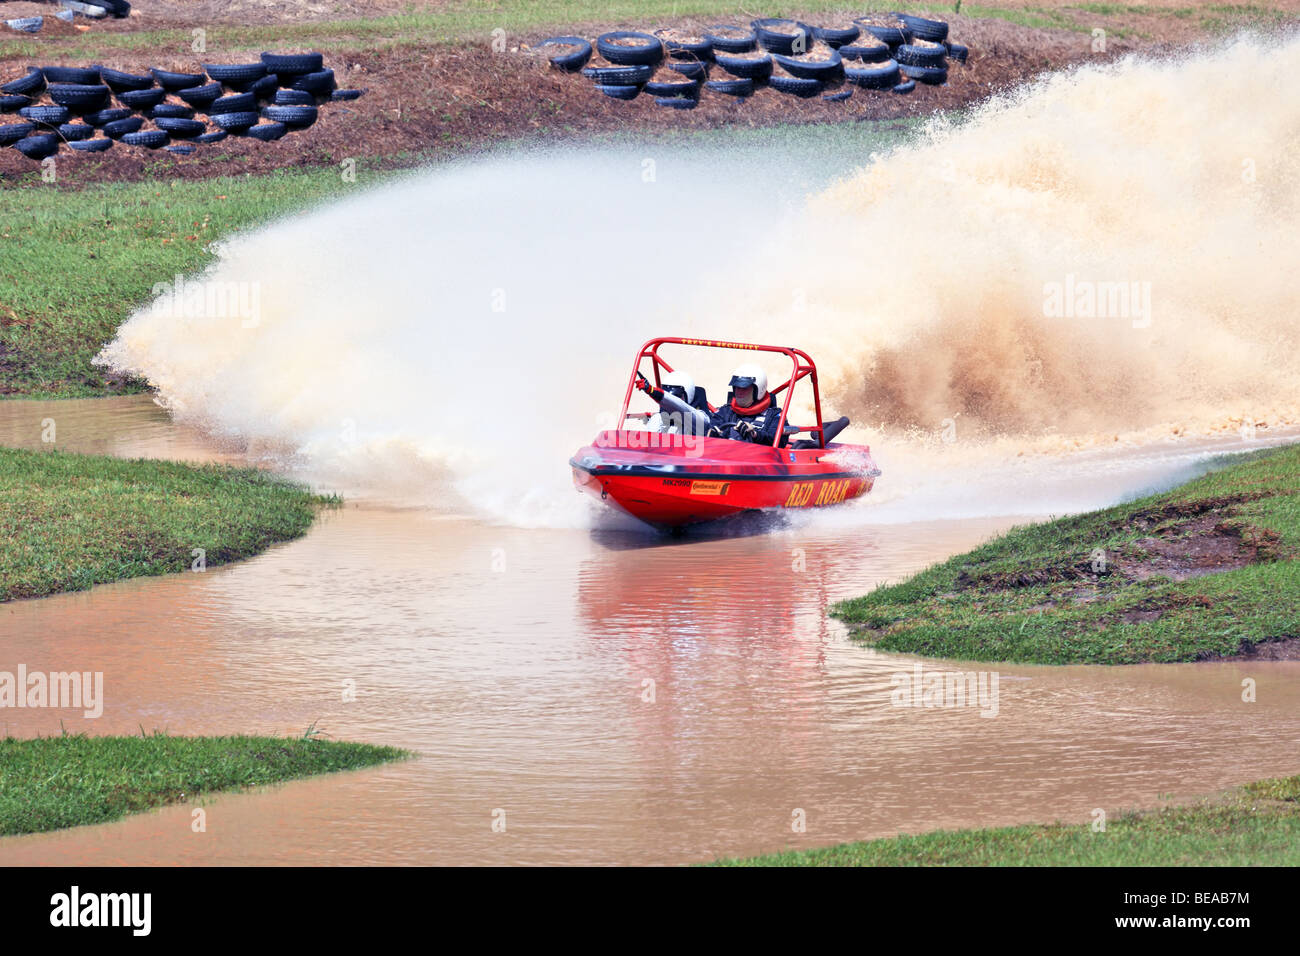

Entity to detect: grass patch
[0,1,1124,59]
[0,169,366,396]
[833,443,1300,664]
[712,773,1300,865]
[0,446,335,602]
[0,731,407,836]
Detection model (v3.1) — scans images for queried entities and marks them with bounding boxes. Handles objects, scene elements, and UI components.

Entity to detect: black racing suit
[709,400,785,445]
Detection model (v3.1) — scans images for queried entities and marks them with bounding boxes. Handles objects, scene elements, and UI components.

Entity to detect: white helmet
[729,363,767,407]
[661,370,696,405]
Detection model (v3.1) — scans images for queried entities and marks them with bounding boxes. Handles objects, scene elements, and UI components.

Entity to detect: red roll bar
[618,337,828,448]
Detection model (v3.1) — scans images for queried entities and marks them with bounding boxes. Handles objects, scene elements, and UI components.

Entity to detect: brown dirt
[1215,636,1300,661]
[1,6,1289,185]
[959,493,1282,593]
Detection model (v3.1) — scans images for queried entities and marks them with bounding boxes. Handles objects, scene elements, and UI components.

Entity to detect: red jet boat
[570,337,881,529]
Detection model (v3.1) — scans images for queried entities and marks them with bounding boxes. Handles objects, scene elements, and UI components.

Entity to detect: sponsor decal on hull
[785,478,858,507]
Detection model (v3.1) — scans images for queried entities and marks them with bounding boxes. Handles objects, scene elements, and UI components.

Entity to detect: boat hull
[570,431,879,528]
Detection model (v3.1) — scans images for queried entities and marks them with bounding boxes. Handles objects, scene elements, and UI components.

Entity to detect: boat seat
[790,415,850,449]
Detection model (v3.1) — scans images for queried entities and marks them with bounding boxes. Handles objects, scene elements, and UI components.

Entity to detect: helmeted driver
[709,363,785,444]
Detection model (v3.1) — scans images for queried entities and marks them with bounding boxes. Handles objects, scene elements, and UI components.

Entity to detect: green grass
[0,446,335,602]
[713,773,1300,865]
[0,169,366,396]
[0,731,408,836]
[833,443,1300,664]
[0,1,1112,59]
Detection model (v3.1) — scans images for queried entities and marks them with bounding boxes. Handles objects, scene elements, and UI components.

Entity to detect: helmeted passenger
[709,363,785,445]
[636,370,711,435]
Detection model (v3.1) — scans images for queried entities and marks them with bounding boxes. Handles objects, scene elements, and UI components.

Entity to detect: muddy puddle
[1,396,1297,864]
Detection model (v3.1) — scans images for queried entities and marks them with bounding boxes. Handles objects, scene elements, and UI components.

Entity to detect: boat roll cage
[619,337,830,449]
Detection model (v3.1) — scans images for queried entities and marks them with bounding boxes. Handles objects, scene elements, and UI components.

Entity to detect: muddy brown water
[2,396,1298,865]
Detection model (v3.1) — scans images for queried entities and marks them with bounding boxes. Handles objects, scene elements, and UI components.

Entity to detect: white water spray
[101,34,1300,527]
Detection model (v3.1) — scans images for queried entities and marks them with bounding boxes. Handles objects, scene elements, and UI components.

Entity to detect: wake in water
[100,33,1300,526]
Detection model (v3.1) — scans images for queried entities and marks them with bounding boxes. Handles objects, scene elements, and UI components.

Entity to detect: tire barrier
[532,16,966,111]
[2,50,363,162]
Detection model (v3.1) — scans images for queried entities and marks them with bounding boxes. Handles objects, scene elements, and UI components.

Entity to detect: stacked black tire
[538,14,966,107]
[2,52,367,162]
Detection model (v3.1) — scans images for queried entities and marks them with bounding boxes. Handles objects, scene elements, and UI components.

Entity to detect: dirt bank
[0,10,1165,185]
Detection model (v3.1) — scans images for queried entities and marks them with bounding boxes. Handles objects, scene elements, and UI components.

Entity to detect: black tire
[41,66,101,85]
[195,129,228,143]
[102,116,144,137]
[654,30,713,62]
[594,83,641,101]
[704,76,753,97]
[654,96,699,110]
[99,0,131,16]
[288,69,335,94]
[13,133,59,160]
[822,87,853,102]
[703,25,756,53]
[581,64,653,85]
[273,88,315,106]
[19,104,70,126]
[0,95,32,113]
[210,92,257,113]
[46,85,109,111]
[946,42,969,63]
[178,82,223,108]
[248,74,279,100]
[83,107,133,126]
[202,62,267,88]
[58,122,95,141]
[855,19,911,47]
[596,31,664,67]
[644,77,699,98]
[68,136,113,152]
[771,50,843,81]
[666,60,708,78]
[900,62,948,84]
[165,143,196,155]
[122,129,169,148]
[0,122,35,145]
[151,68,207,91]
[751,18,814,55]
[845,58,900,89]
[2,68,46,96]
[892,78,916,94]
[260,52,324,76]
[100,67,153,92]
[768,72,823,98]
[154,116,205,137]
[813,25,860,48]
[895,13,948,42]
[839,37,894,63]
[209,110,259,131]
[537,37,593,72]
[330,88,365,101]
[117,87,166,109]
[713,50,772,80]
[246,121,288,141]
[895,42,948,68]
[261,104,317,127]
[148,103,194,118]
